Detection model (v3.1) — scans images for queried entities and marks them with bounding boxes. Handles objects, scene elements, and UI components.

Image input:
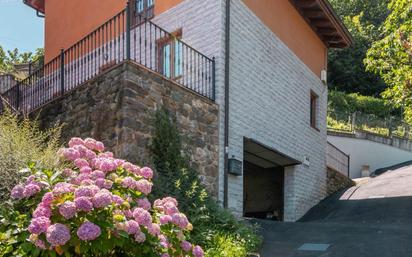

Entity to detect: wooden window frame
[310,91,319,131]
[156,29,183,80]
[131,0,155,26]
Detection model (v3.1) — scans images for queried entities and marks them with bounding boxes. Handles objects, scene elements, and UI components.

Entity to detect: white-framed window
[136,0,144,13]
[157,30,183,79]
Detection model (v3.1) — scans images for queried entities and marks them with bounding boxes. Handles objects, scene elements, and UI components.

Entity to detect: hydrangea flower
[134,231,146,243]
[92,189,112,208]
[10,185,24,199]
[140,167,153,179]
[193,245,204,257]
[60,148,80,161]
[137,198,151,210]
[135,179,152,195]
[172,213,189,229]
[28,217,51,234]
[74,185,99,198]
[133,208,152,226]
[59,201,76,219]
[74,196,93,212]
[23,183,41,198]
[126,220,140,235]
[33,204,52,218]
[10,137,204,256]
[181,240,192,252]
[159,215,173,225]
[41,192,54,206]
[77,221,101,241]
[46,224,71,246]
[74,158,89,169]
[68,137,85,148]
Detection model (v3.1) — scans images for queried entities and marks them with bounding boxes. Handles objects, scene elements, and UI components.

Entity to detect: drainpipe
[36,10,45,18]
[223,0,231,209]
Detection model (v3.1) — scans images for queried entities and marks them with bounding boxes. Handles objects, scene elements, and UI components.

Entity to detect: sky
[0,0,44,53]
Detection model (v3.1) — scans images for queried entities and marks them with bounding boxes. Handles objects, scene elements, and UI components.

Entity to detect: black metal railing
[0,74,18,94]
[0,3,215,115]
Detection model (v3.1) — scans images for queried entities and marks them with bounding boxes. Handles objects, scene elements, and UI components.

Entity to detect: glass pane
[163,44,171,78]
[147,0,154,7]
[174,41,183,77]
[137,0,144,13]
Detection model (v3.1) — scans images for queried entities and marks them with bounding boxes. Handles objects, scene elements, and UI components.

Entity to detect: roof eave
[23,0,45,14]
[290,0,353,49]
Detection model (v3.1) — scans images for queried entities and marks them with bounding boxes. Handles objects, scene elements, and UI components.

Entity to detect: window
[133,0,155,25]
[310,91,318,129]
[157,30,183,79]
[136,0,144,13]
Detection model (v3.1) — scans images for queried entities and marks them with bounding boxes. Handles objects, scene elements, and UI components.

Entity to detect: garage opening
[243,138,301,221]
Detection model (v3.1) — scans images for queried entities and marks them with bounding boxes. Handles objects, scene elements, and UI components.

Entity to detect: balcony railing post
[60,49,65,95]
[212,57,216,101]
[126,1,131,60]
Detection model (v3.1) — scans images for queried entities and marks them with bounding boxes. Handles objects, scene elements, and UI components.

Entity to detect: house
[14,0,352,222]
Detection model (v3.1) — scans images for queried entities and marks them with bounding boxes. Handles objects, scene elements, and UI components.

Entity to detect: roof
[23,0,45,14]
[290,0,353,48]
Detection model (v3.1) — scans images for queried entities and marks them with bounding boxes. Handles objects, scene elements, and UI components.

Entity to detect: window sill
[311,125,320,132]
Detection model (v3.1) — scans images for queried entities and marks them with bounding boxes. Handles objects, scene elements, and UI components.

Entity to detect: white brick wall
[155,0,328,221]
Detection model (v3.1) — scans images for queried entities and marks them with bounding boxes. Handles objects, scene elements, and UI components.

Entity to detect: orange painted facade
[44,0,182,62]
[43,0,326,75]
[243,0,327,76]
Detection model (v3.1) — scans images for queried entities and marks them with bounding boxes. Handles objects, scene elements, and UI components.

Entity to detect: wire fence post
[60,49,65,95]
[126,1,131,60]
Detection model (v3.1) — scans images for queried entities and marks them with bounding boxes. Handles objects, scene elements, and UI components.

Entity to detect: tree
[0,46,44,74]
[365,0,412,122]
[328,0,390,96]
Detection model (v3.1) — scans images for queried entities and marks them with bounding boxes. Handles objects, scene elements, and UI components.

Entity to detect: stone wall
[33,61,220,196]
[327,168,355,196]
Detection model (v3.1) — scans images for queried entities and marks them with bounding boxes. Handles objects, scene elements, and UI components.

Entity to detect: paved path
[258,165,412,257]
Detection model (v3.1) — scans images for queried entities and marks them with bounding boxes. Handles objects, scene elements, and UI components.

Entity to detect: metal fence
[0,3,215,114]
[327,110,410,139]
[326,142,350,177]
[0,74,18,94]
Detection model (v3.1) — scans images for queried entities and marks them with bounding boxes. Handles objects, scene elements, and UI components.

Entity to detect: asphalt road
[258,165,412,257]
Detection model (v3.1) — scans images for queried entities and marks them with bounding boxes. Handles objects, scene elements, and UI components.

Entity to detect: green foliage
[327,90,408,137]
[204,234,247,257]
[0,46,44,76]
[0,206,38,257]
[0,110,62,202]
[0,163,62,257]
[328,90,400,118]
[328,0,389,96]
[150,108,262,257]
[365,0,412,123]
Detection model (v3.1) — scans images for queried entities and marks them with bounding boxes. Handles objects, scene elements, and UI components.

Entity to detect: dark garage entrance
[243,138,301,221]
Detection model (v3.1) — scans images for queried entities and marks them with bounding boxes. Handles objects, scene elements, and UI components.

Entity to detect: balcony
[0,3,215,114]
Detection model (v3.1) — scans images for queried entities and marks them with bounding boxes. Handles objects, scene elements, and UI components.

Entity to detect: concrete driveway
[258,165,412,257]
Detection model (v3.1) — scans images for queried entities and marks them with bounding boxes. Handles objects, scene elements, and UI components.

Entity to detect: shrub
[0,110,62,202]
[150,108,262,257]
[1,137,204,257]
[328,90,400,118]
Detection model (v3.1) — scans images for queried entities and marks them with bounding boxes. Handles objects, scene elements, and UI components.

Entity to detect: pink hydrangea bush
[11,137,204,257]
